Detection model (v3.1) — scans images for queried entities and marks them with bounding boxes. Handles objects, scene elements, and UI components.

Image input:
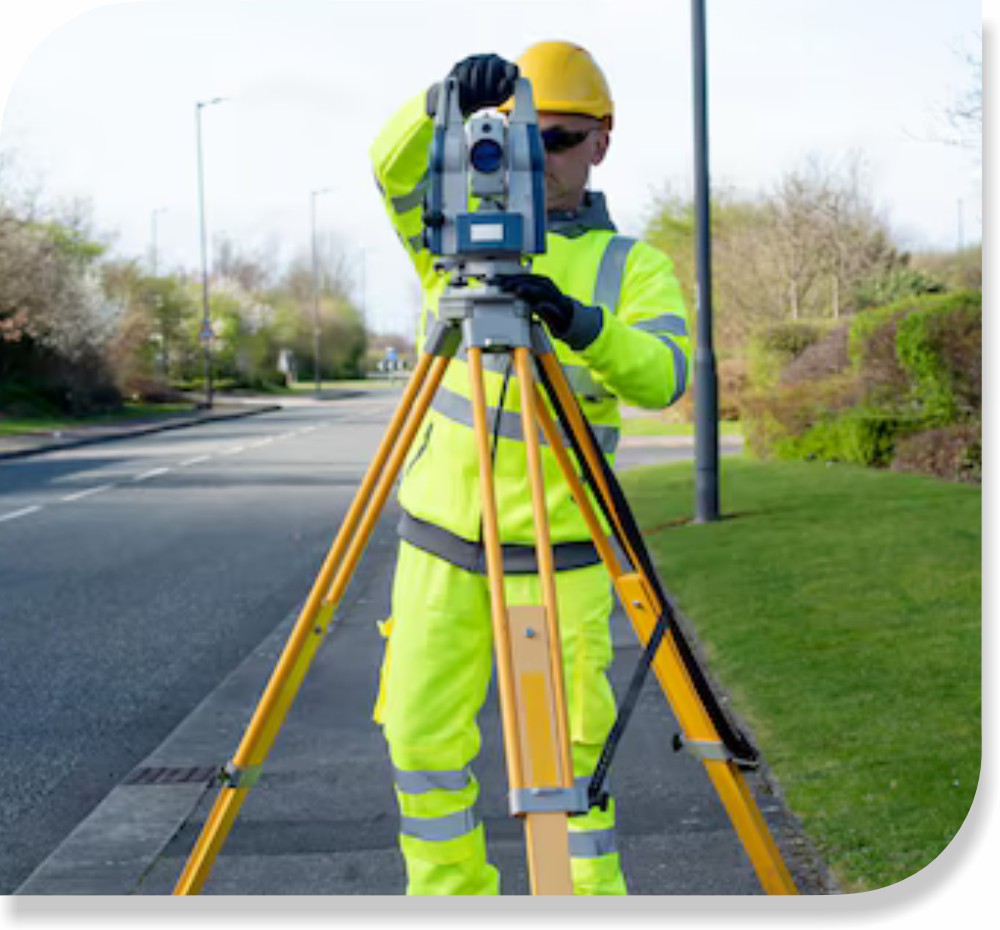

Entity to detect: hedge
[743,291,981,475]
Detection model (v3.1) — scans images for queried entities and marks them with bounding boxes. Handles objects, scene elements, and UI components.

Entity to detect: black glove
[426,54,519,118]
[496,273,604,351]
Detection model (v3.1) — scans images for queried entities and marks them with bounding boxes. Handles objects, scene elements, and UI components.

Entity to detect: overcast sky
[0,0,984,338]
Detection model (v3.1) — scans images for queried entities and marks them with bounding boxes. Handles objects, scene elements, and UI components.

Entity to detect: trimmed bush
[891,423,981,484]
[895,294,981,424]
[773,409,906,467]
[748,320,828,388]
[743,291,981,479]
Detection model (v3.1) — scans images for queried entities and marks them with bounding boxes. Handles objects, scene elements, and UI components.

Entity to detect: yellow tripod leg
[531,363,797,895]
[173,352,449,895]
[468,347,574,895]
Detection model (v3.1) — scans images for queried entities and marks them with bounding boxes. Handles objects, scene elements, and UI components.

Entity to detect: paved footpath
[9,398,834,897]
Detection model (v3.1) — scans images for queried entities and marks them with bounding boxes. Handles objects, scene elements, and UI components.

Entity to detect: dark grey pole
[195,97,227,410]
[692,0,720,522]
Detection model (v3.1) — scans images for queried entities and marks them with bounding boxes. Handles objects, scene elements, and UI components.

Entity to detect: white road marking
[60,484,114,503]
[219,445,246,456]
[0,505,41,524]
[132,467,170,482]
[179,455,211,467]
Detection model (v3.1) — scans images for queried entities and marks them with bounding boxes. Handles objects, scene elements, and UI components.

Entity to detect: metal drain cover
[123,765,219,786]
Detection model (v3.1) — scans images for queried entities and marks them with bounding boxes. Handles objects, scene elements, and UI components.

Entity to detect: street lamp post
[691,0,720,523]
[150,206,168,277]
[310,187,333,396]
[195,96,227,409]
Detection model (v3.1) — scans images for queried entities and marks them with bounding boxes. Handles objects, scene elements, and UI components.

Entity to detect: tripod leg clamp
[219,762,263,789]
[672,733,732,762]
[509,785,589,816]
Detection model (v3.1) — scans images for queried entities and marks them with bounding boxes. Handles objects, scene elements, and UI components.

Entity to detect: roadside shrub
[718,357,748,420]
[779,322,851,385]
[891,423,981,484]
[895,294,981,424]
[741,373,862,459]
[748,320,828,388]
[773,409,905,467]
[743,291,981,477]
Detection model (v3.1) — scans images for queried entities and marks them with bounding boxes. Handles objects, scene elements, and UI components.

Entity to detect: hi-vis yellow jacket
[370,93,691,565]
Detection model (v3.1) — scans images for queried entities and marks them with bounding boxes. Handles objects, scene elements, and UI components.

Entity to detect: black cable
[491,355,513,467]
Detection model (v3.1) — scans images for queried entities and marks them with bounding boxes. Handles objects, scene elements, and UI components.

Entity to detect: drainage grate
[123,765,220,786]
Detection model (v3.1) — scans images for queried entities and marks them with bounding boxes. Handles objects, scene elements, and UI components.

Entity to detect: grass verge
[618,456,980,892]
[0,402,196,437]
[621,417,744,438]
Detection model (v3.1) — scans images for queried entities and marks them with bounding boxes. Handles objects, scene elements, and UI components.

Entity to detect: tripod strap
[534,360,758,808]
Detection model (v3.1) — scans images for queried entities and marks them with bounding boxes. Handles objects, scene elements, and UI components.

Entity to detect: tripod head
[423,75,548,354]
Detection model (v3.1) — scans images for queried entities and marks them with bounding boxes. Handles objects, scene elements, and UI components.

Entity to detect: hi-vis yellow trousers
[374,540,628,895]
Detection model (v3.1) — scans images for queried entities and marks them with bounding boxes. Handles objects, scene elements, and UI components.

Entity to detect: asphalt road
[0,395,400,894]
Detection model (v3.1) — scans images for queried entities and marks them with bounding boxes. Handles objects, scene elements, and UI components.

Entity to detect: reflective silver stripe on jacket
[629,315,689,403]
[430,386,620,455]
[400,807,479,843]
[633,314,688,337]
[663,337,688,404]
[568,827,618,859]
[592,236,637,312]
[391,173,428,214]
[394,766,472,795]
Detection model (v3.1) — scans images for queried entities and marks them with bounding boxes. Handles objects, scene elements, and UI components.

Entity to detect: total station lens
[470,138,504,173]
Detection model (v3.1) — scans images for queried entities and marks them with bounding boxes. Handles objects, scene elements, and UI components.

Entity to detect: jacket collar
[546,190,617,238]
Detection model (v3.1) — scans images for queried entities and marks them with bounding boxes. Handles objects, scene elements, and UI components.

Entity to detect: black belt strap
[398,511,604,575]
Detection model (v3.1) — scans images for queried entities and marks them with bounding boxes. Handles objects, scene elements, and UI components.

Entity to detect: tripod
[173,284,797,895]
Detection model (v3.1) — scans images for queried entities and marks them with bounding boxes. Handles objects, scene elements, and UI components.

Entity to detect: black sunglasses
[540,126,597,154]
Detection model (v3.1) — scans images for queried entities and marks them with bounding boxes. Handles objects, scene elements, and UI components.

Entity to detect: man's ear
[591,128,611,167]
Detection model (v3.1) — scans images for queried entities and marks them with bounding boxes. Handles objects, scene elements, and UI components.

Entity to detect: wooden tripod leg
[467,348,573,896]
[173,353,450,895]
[531,365,797,895]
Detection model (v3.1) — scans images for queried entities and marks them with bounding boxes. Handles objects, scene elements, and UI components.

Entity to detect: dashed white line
[179,455,211,467]
[60,484,114,503]
[0,505,41,524]
[219,445,246,456]
[132,467,170,482]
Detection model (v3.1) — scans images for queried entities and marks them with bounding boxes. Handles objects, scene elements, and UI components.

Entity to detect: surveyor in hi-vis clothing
[369,40,691,895]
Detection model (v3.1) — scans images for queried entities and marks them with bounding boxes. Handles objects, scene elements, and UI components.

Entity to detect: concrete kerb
[0,404,284,462]
[13,602,306,896]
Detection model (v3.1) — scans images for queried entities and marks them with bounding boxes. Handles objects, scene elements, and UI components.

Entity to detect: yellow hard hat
[500,41,614,126]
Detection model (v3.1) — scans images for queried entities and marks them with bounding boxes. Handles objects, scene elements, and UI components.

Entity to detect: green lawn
[618,457,980,892]
[0,402,196,437]
[621,417,743,438]
[288,377,404,392]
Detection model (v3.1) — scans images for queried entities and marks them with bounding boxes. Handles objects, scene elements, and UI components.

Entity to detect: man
[369,41,690,895]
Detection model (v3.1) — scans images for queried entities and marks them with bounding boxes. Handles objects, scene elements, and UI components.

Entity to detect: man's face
[537,111,610,212]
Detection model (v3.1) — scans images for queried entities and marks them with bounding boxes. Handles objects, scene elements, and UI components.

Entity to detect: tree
[944,43,982,156]
[644,156,907,355]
